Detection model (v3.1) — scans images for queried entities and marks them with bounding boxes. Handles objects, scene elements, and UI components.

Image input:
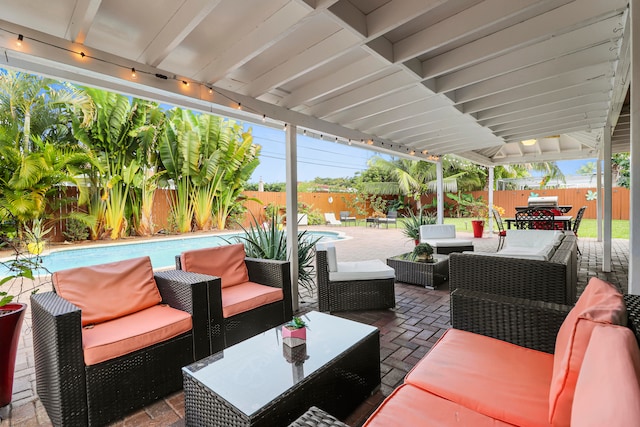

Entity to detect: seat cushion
[82,304,192,365]
[222,281,284,318]
[571,324,640,426]
[405,328,553,427]
[53,256,161,327]
[420,238,473,248]
[180,243,249,288]
[363,384,514,427]
[330,259,395,281]
[549,277,627,427]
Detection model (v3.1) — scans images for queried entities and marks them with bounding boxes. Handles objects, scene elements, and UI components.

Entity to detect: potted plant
[282,316,307,347]
[1,237,42,412]
[24,218,52,255]
[412,243,434,262]
[402,210,436,245]
[466,200,489,238]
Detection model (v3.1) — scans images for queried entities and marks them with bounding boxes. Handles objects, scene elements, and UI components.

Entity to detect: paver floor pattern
[1,226,629,426]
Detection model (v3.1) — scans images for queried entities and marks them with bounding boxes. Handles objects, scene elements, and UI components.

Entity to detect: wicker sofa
[449,230,578,304]
[31,257,215,427]
[293,279,640,427]
[176,243,293,349]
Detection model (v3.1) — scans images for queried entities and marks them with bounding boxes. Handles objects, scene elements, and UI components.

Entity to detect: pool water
[1,231,343,275]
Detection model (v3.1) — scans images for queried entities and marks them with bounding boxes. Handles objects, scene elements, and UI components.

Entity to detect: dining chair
[491,208,507,251]
[572,206,587,255]
[514,208,555,230]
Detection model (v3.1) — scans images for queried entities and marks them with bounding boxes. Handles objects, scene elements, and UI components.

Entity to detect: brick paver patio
[0,225,629,426]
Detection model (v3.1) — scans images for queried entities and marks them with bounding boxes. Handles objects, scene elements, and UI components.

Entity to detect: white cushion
[421,238,473,248]
[316,242,338,272]
[505,230,563,249]
[496,244,556,261]
[419,224,456,240]
[329,259,395,281]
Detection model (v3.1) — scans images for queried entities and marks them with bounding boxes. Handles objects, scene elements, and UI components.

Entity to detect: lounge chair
[324,212,342,225]
[339,211,357,226]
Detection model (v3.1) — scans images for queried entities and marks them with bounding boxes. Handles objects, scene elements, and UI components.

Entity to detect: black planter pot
[0,303,26,408]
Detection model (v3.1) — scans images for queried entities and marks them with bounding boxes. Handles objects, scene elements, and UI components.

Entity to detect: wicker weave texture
[316,250,395,312]
[183,330,380,426]
[386,255,448,289]
[451,289,571,353]
[288,406,349,427]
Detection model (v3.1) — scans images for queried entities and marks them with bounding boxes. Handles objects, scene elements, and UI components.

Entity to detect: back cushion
[549,277,627,426]
[420,224,455,240]
[571,324,640,426]
[53,256,161,327]
[180,243,249,288]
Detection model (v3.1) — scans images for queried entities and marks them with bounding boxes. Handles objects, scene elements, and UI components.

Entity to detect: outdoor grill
[527,196,559,210]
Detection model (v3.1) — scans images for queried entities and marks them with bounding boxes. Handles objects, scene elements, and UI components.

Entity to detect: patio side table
[386,253,449,289]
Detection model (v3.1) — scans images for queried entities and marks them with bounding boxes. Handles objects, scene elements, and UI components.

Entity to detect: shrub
[63,217,89,241]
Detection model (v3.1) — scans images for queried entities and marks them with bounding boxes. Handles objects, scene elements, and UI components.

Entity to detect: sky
[246,122,595,184]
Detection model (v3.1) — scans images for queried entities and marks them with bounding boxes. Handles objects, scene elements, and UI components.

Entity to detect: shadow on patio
[3,226,630,426]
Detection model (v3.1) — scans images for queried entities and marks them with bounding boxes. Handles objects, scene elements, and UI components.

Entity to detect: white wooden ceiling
[0,0,631,165]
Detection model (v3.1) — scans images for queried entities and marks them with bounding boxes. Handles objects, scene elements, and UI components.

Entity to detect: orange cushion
[571,324,640,426]
[549,277,627,427]
[222,281,283,318]
[180,243,249,288]
[82,304,192,365]
[364,384,515,427]
[53,256,161,327]
[405,328,553,427]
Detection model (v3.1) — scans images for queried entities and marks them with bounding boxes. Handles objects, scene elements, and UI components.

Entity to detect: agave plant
[230,213,321,296]
[401,210,436,242]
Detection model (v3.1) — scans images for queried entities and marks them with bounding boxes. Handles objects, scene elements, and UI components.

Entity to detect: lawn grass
[439,217,629,239]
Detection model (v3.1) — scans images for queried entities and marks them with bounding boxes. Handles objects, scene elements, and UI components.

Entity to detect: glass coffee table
[386,253,449,289]
[182,311,380,426]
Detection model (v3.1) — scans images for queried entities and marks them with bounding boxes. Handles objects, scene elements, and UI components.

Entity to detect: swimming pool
[2,230,344,275]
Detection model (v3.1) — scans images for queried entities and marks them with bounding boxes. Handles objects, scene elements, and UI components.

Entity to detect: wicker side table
[386,253,449,289]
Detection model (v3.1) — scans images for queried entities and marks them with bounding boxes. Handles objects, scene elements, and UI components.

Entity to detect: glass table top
[183,311,378,417]
[388,253,448,264]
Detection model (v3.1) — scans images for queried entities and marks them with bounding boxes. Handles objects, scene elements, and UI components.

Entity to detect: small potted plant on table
[282,316,307,348]
[412,243,434,262]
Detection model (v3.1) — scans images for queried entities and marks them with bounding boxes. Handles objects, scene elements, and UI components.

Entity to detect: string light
[0,28,431,160]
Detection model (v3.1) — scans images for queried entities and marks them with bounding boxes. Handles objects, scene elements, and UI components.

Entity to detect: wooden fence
[44,186,628,242]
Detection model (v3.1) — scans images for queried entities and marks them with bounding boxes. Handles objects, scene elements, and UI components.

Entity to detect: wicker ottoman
[288,406,349,427]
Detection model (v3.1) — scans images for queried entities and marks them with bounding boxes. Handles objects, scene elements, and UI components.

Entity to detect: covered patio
[4,228,631,425]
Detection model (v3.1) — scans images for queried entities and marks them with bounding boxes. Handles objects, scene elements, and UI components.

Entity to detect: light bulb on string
[131,68,137,79]
[16,34,23,47]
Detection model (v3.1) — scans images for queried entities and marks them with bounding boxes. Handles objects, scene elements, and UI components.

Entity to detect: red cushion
[405,328,553,427]
[221,281,283,318]
[549,277,627,426]
[82,304,192,365]
[53,257,161,327]
[571,324,640,426]
[363,384,514,427]
[180,243,249,288]
[499,230,507,236]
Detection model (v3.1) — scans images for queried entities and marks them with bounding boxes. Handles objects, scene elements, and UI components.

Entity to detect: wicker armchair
[316,246,395,312]
[176,244,293,348]
[31,266,215,427]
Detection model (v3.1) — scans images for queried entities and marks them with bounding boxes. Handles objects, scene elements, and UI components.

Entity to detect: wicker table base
[183,311,380,427]
[386,253,449,289]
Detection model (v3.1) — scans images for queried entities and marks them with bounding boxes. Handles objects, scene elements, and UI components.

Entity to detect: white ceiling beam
[450,43,618,102]
[436,15,623,93]
[490,110,608,134]
[496,116,607,138]
[478,94,611,125]
[374,110,467,138]
[281,54,384,108]
[196,1,309,83]
[366,0,451,39]
[307,70,417,118]
[394,0,565,63]
[348,98,451,131]
[65,0,101,43]
[461,64,613,113]
[420,0,627,79]
[502,122,606,142]
[246,29,359,98]
[140,0,220,67]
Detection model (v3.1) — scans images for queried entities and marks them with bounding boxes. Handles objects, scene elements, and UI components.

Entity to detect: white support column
[436,160,444,224]
[285,124,300,310]
[596,152,602,242]
[603,125,612,273]
[488,166,495,235]
[630,0,640,294]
